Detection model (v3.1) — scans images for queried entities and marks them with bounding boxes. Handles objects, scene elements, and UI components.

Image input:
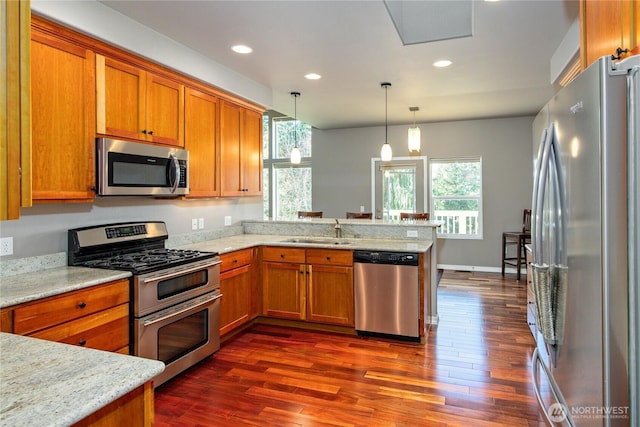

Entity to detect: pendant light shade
[380,82,392,161]
[408,106,421,152]
[290,91,301,164]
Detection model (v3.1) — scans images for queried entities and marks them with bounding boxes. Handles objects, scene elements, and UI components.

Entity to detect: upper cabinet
[1,0,31,220]
[30,22,96,202]
[96,54,185,147]
[581,0,639,69]
[185,87,220,198]
[220,101,263,197]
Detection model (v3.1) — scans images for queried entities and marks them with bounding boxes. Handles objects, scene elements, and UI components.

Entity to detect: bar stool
[346,212,372,219]
[298,211,323,218]
[501,209,531,281]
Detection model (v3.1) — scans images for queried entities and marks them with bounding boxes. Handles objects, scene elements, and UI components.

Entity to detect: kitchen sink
[281,238,351,245]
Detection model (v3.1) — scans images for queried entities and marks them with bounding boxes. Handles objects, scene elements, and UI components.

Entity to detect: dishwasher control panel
[353,250,419,266]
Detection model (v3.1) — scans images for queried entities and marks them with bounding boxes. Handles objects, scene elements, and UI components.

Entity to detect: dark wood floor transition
[155,271,545,426]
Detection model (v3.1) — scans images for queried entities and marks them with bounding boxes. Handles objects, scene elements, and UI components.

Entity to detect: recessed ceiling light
[433,59,452,68]
[231,45,253,54]
[304,73,322,80]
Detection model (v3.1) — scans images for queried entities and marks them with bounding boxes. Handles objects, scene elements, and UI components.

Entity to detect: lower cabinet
[262,247,354,327]
[1,279,130,354]
[219,248,254,336]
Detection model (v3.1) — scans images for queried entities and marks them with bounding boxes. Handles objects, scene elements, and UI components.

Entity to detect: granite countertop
[176,233,433,255]
[0,267,131,309]
[0,333,164,426]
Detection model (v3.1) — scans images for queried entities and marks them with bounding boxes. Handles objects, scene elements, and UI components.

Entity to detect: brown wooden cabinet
[96,54,185,147]
[581,0,639,69]
[1,279,130,354]
[219,248,254,336]
[30,23,96,202]
[262,247,354,326]
[184,87,220,197]
[1,0,31,220]
[220,100,263,197]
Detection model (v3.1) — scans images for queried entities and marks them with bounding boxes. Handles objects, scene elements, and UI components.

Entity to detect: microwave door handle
[169,154,180,193]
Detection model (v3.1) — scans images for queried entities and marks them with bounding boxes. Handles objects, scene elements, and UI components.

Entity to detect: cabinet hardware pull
[78,302,87,309]
[233,259,238,264]
[78,339,87,346]
[148,130,154,135]
[326,256,331,260]
[141,129,147,134]
[280,254,285,258]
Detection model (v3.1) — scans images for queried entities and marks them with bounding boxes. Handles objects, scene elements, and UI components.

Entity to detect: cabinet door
[241,108,263,196]
[185,88,219,197]
[145,73,184,146]
[96,55,146,141]
[31,31,96,201]
[220,264,251,336]
[220,100,243,196]
[262,262,305,320]
[580,0,638,68]
[307,264,354,326]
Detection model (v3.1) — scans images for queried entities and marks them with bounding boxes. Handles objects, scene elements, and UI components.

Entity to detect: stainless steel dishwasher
[353,250,420,341]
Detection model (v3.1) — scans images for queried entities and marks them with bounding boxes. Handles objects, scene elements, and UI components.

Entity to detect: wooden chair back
[522,209,532,233]
[298,211,323,218]
[346,212,372,219]
[400,212,430,221]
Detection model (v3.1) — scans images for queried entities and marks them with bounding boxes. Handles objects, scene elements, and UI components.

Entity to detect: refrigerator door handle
[532,348,574,426]
[534,125,555,264]
[531,126,548,264]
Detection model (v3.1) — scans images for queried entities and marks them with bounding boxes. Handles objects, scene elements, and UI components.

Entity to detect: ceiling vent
[383,0,473,46]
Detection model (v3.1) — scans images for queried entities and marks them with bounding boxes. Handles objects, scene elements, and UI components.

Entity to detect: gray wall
[0,198,263,259]
[313,116,534,270]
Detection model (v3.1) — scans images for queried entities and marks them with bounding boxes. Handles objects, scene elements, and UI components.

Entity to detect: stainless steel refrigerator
[531,55,639,426]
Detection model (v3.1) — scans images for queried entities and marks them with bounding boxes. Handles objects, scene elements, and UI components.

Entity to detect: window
[430,157,482,239]
[372,157,427,220]
[263,111,312,219]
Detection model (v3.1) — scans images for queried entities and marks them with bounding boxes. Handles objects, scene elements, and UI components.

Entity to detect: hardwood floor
[155,271,545,426]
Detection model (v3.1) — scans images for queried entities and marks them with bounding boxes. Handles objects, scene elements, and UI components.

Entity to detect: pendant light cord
[385,85,388,143]
[291,91,300,148]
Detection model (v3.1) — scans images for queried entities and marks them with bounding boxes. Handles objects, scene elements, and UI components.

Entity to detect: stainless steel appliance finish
[68,221,221,388]
[97,138,189,196]
[531,55,638,426]
[353,251,420,341]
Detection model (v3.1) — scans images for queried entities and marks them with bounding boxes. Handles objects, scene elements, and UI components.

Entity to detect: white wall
[313,116,534,270]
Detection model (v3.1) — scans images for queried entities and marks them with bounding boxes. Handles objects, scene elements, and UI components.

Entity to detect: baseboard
[437,264,527,275]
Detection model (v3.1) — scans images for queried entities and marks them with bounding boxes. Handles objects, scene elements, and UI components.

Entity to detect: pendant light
[380,82,392,161]
[290,91,301,164]
[408,106,421,152]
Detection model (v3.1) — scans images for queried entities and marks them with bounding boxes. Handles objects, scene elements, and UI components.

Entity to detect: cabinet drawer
[220,248,253,273]
[13,279,129,335]
[262,247,305,264]
[28,304,129,352]
[306,249,353,266]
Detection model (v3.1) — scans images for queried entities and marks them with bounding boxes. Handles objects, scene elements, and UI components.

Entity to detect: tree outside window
[430,158,482,238]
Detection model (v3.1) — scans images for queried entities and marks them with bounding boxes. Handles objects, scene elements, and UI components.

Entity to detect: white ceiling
[98,0,580,130]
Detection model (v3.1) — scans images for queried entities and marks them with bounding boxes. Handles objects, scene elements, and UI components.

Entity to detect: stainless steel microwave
[97,138,189,196]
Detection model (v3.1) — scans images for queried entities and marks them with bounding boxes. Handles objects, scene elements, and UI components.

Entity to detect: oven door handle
[142,259,221,284]
[142,292,222,327]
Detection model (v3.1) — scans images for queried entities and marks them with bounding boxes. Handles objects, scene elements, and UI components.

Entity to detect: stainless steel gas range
[68,221,221,387]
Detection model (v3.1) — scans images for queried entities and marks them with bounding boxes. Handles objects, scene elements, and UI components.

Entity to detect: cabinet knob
[78,339,87,346]
[280,254,285,258]
[141,129,147,134]
[326,256,331,261]
[148,130,154,135]
[78,302,87,309]
[233,259,238,264]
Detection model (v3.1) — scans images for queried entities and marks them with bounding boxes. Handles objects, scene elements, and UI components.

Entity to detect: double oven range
[68,221,221,387]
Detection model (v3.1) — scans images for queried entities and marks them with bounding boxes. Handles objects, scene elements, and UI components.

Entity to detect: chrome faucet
[334,219,342,238]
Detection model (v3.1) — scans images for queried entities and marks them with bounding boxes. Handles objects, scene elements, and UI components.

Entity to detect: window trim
[429,156,483,240]
[371,156,428,219]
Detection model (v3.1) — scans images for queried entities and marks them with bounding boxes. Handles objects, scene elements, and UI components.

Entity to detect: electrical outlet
[191,218,198,230]
[0,237,13,256]
[360,205,365,213]
[406,230,418,238]
[198,218,204,229]
[224,216,232,226]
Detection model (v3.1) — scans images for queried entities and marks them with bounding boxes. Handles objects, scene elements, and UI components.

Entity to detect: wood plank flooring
[155,271,545,426]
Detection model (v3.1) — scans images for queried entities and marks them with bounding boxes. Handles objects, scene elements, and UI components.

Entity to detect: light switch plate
[198,218,204,229]
[191,218,198,230]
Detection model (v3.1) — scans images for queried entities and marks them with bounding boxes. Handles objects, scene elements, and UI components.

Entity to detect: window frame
[429,156,483,240]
